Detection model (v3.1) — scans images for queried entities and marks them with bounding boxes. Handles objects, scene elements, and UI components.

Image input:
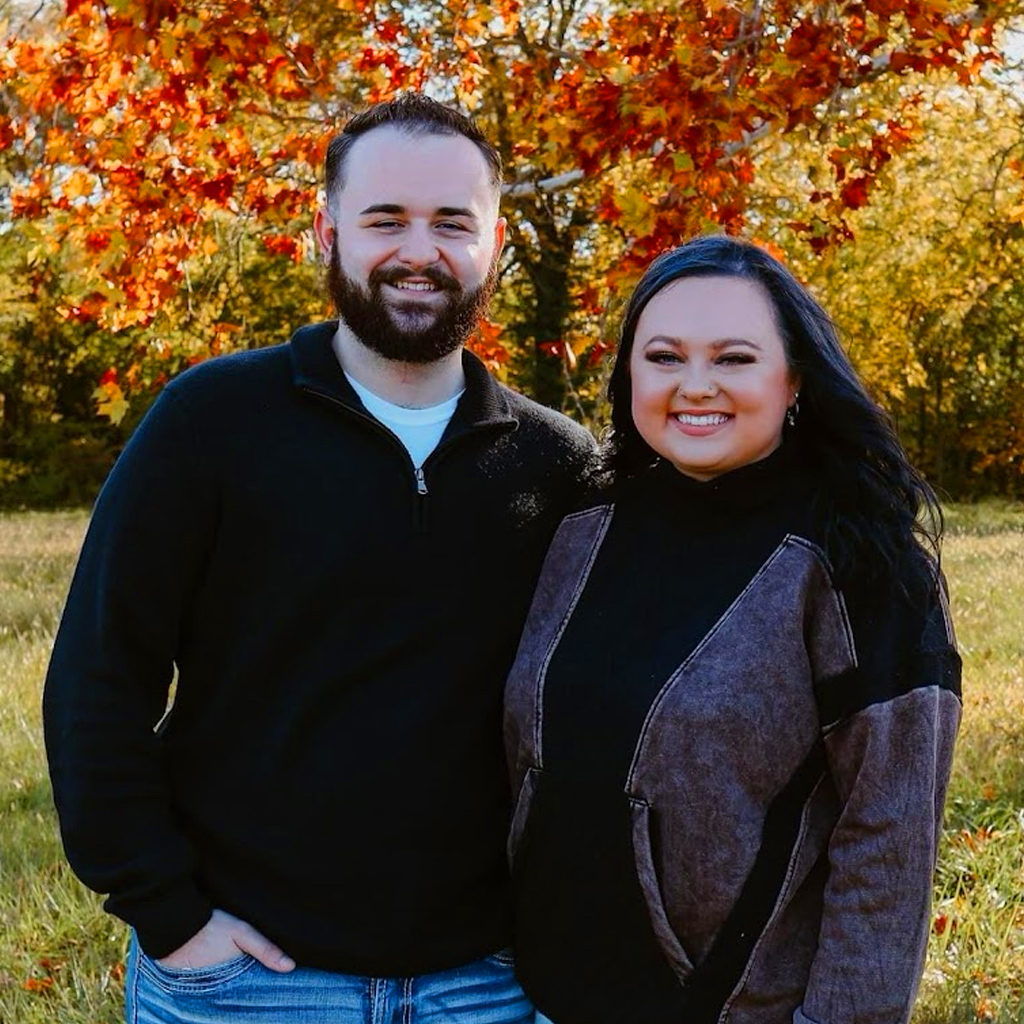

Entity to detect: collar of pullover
[289,321,518,435]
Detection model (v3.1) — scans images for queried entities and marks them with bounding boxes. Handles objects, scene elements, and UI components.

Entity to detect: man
[44,93,594,1023]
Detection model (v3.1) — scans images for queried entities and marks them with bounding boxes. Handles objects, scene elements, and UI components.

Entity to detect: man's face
[315,126,506,363]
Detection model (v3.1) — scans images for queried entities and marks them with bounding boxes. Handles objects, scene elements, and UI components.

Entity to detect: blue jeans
[126,934,535,1023]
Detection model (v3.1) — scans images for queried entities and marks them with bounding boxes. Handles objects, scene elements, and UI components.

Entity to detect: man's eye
[436,221,469,232]
[370,220,403,229]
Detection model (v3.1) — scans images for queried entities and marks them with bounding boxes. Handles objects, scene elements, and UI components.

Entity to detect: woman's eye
[646,351,682,365]
[717,352,755,366]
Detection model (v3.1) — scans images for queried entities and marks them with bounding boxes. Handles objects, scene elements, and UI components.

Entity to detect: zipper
[302,386,428,520]
[302,385,510,532]
[412,464,429,533]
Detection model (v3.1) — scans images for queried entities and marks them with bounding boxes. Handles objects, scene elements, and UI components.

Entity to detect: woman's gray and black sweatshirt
[504,444,961,1024]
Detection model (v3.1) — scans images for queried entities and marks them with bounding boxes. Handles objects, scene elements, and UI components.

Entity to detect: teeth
[674,413,729,426]
[394,281,437,292]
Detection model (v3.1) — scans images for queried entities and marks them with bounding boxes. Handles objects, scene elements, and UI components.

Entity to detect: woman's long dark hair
[605,234,942,586]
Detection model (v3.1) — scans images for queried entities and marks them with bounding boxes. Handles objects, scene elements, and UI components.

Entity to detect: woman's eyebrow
[642,335,764,351]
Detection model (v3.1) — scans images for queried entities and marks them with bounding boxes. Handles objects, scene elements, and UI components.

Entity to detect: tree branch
[504,168,585,197]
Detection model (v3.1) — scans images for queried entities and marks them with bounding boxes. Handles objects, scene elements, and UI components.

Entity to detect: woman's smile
[670,411,732,435]
[629,276,800,481]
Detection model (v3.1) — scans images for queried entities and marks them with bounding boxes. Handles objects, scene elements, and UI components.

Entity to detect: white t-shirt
[345,373,463,470]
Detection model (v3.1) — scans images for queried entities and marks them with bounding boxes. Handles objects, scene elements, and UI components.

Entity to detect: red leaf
[262,235,302,260]
[85,231,111,253]
[840,176,870,210]
[199,174,236,203]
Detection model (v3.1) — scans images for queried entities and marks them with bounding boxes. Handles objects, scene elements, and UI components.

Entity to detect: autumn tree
[749,58,1024,496]
[5,0,1024,505]
[4,0,1018,411]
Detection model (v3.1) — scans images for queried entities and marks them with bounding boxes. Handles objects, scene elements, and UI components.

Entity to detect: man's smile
[392,280,440,292]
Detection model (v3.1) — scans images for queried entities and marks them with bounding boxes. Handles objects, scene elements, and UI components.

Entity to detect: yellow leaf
[615,185,656,237]
[63,171,94,200]
[92,382,129,424]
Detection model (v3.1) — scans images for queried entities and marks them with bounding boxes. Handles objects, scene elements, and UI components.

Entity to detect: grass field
[1,505,1023,1023]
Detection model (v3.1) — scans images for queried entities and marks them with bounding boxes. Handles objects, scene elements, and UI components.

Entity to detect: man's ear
[313,208,335,266]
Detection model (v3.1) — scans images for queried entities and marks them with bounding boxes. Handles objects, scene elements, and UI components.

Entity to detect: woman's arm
[799,569,961,1024]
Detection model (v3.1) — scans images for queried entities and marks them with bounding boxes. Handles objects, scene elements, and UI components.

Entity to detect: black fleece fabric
[43,321,595,977]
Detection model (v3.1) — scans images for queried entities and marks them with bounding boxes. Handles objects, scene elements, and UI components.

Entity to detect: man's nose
[396,225,440,267]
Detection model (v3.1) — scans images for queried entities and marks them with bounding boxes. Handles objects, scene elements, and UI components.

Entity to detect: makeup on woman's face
[629,275,800,481]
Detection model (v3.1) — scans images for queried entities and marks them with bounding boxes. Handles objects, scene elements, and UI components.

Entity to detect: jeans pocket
[138,949,257,993]
[483,947,516,969]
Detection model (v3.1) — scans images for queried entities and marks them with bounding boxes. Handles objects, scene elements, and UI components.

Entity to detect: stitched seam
[784,533,834,574]
[833,588,858,669]
[371,977,384,1024]
[626,536,795,789]
[559,504,611,524]
[821,680,962,737]
[629,796,694,978]
[402,975,413,1024]
[937,580,956,647]
[533,505,613,767]
[922,554,957,649]
[129,943,138,1024]
[718,773,825,1022]
[785,535,857,668]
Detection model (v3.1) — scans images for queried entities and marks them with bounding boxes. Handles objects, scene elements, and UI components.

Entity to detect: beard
[327,240,497,364]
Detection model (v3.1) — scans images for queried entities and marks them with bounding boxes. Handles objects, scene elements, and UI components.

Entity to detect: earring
[786,394,800,428]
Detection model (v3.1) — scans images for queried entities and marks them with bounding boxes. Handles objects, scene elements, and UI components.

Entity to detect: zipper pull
[415,466,428,495]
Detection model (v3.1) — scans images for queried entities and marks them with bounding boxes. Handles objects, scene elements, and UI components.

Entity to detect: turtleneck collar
[623,437,811,516]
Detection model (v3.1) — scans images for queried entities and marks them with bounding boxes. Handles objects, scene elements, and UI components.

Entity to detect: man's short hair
[324,93,503,204]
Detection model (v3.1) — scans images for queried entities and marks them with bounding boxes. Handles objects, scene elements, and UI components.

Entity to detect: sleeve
[42,384,219,957]
[798,563,962,1024]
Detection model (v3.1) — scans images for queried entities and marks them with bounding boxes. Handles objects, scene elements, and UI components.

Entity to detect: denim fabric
[126,934,534,1023]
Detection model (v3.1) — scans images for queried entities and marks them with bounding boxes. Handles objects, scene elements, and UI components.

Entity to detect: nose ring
[681,381,718,397]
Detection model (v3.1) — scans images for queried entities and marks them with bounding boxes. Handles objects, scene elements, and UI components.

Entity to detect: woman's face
[629,275,800,481]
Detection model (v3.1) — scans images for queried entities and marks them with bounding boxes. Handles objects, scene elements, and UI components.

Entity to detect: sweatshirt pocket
[508,766,541,866]
[629,796,695,983]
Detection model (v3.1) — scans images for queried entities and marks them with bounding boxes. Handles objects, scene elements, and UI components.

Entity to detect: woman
[504,236,960,1024]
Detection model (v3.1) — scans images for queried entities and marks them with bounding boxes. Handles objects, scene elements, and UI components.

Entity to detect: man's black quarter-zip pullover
[43,321,596,976]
